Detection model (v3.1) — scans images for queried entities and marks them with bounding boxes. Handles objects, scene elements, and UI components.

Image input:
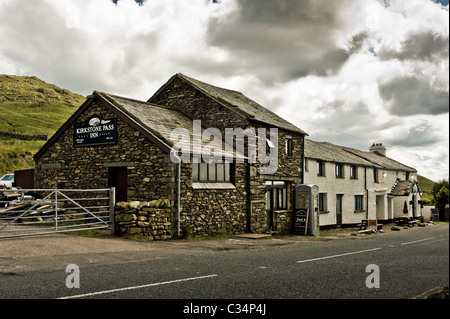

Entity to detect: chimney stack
[370,143,386,156]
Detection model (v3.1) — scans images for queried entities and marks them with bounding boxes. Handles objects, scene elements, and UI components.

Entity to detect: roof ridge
[176,73,252,120]
[177,73,307,135]
[177,73,242,94]
[96,90,155,106]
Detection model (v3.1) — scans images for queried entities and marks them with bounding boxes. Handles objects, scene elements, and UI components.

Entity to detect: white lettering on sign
[76,124,115,134]
[74,118,117,146]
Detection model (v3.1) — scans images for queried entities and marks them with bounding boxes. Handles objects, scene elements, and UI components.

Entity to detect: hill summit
[0,74,85,108]
[0,74,85,175]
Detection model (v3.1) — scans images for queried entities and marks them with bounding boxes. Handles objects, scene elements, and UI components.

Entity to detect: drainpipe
[301,136,306,184]
[171,151,182,237]
[365,167,369,220]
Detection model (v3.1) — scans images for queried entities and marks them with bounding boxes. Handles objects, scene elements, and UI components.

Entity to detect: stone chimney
[370,143,386,156]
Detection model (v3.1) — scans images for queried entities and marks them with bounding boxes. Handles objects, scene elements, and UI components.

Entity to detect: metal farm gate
[0,188,115,239]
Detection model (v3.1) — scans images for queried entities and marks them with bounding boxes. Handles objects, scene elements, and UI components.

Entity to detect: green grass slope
[417,174,436,205]
[0,75,85,175]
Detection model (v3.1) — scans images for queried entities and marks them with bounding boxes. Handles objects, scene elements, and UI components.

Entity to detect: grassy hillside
[0,75,85,175]
[417,174,436,205]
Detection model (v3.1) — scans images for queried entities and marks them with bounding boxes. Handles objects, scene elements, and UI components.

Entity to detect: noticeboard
[74,117,117,147]
[431,208,439,220]
[294,209,308,235]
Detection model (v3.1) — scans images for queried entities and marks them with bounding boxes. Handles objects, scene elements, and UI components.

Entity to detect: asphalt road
[0,224,448,304]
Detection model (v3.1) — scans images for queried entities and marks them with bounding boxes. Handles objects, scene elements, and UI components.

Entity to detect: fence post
[109,187,116,236]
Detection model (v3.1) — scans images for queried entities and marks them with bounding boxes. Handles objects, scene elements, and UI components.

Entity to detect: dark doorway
[109,167,128,202]
[336,194,343,227]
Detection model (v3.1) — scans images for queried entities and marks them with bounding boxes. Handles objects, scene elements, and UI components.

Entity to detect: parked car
[0,174,14,188]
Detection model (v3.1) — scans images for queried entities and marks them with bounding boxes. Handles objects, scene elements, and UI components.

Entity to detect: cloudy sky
[0,0,448,181]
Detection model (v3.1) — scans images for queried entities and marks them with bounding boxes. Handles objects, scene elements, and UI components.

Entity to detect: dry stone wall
[114,200,173,241]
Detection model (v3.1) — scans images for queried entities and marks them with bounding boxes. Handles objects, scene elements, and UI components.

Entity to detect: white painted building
[304,140,422,227]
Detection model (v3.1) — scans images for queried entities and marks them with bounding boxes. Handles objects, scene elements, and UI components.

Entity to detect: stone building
[304,139,420,227]
[34,73,308,238]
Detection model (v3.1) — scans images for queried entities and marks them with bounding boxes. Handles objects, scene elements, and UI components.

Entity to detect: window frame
[373,168,379,183]
[265,181,290,211]
[318,192,328,213]
[317,160,326,177]
[350,165,358,179]
[335,163,344,178]
[192,161,231,183]
[355,195,364,212]
[285,138,293,157]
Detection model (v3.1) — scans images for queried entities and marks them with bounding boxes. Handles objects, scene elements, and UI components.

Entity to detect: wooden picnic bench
[358,219,369,230]
[395,217,418,227]
[358,219,383,231]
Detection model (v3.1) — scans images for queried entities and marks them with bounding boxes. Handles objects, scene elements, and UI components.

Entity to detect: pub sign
[74,117,117,147]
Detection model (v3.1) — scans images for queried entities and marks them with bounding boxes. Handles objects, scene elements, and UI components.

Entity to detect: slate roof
[305,139,417,172]
[343,147,417,172]
[150,73,308,136]
[97,91,244,160]
[305,139,376,167]
[34,91,244,161]
[391,180,419,196]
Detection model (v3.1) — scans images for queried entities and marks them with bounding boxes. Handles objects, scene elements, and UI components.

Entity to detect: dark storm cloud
[379,31,449,62]
[309,100,375,146]
[205,0,363,84]
[386,121,441,147]
[319,100,373,132]
[379,76,449,116]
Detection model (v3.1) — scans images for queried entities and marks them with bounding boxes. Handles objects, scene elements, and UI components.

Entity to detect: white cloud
[0,0,448,181]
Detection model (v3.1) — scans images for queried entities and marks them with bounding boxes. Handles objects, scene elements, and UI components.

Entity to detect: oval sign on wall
[89,117,101,127]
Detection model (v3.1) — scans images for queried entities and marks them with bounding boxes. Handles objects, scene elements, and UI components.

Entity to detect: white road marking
[58,274,218,299]
[296,247,381,264]
[400,237,435,246]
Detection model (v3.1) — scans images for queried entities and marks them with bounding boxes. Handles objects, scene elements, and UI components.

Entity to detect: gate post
[109,187,116,235]
[55,190,58,233]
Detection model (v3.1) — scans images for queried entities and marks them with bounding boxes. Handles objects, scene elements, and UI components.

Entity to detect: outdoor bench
[358,219,383,231]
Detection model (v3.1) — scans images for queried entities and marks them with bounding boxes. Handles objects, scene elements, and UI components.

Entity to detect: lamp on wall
[382,172,387,179]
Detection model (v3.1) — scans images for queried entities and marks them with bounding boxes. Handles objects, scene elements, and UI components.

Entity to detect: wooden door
[336,194,343,227]
[109,167,128,202]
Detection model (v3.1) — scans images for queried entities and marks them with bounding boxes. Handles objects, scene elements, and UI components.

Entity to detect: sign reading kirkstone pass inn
[74,117,117,147]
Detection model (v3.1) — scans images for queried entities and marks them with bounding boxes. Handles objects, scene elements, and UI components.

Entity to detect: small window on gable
[285,138,293,156]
